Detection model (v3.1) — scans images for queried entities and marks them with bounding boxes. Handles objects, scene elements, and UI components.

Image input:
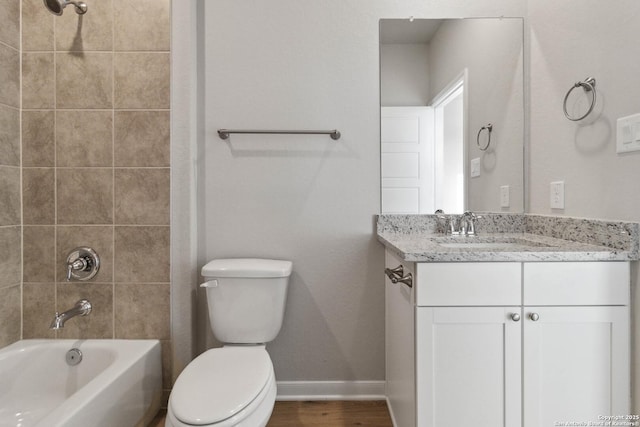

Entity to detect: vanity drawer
[415,262,521,306]
[524,262,629,306]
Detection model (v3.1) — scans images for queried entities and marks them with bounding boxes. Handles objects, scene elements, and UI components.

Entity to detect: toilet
[166,258,293,427]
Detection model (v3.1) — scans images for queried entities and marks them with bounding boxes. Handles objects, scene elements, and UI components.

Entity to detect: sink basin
[439,242,527,249]
[434,236,555,249]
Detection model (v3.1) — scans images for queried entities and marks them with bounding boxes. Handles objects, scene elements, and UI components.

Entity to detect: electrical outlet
[470,158,480,178]
[500,185,510,208]
[550,181,565,209]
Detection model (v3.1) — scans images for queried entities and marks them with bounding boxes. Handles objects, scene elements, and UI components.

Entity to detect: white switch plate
[616,113,640,153]
[550,181,565,209]
[470,158,480,178]
[500,185,510,208]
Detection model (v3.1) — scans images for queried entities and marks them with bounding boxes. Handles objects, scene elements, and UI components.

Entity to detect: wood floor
[149,400,394,427]
[267,401,393,426]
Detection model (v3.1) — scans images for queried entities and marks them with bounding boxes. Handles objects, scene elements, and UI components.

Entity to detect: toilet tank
[200,259,293,344]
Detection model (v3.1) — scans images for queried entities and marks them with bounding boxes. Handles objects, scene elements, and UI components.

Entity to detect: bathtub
[0,339,162,427]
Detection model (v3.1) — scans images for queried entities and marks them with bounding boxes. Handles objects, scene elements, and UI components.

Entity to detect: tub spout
[50,299,92,329]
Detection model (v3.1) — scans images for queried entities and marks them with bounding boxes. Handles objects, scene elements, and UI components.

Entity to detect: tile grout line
[19,0,24,341]
[53,2,58,340]
[112,0,116,340]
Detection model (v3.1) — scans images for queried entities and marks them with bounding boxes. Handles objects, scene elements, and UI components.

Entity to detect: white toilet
[166,258,293,427]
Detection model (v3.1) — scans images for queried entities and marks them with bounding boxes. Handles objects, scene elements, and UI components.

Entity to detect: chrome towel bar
[217,129,341,140]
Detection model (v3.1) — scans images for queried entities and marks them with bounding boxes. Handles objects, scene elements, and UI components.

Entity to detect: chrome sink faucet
[50,299,92,330]
[459,211,479,236]
[440,211,480,236]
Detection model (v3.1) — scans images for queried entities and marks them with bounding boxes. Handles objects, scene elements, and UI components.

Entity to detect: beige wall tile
[57,168,113,224]
[0,104,20,166]
[23,226,55,283]
[56,225,113,282]
[115,226,169,282]
[114,111,170,167]
[115,168,169,225]
[23,110,55,167]
[0,166,20,226]
[0,284,21,347]
[57,282,114,339]
[0,0,20,49]
[23,283,56,339]
[0,226,21,285]
[23,167,55,225]
[56,0,113,51]
[0,44,20,108]
[114,53,170,109]
[114,283,170,339]
[22,0,54,51]
[114,0,170,51]
[22,53,55,109]
[57,111,113,167]
[56,53,113,109]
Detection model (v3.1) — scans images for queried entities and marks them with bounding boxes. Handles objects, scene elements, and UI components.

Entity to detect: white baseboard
[276,381,386,401]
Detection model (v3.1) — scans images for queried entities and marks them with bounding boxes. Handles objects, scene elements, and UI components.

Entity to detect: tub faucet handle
[66,247,100,281]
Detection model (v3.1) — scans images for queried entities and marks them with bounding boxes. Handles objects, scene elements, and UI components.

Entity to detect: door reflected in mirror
[380,18,524,214]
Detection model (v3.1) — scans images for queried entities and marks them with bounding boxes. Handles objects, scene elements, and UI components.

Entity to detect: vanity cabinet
[385,250,630,427]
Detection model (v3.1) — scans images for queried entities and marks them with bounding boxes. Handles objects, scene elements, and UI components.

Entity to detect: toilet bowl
[165,346,277,427]
[166,259,292,427]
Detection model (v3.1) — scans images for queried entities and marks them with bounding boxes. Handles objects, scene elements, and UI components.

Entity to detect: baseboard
[386,396,398,427]
[276,381,386,401]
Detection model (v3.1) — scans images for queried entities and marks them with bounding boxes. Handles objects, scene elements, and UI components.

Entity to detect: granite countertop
[377,214,640,262]
[378,232,636,262]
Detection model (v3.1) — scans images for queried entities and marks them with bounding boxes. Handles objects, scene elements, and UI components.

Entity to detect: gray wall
[380,43,430,106]
[526,0,640,410]
[198,0,526,382]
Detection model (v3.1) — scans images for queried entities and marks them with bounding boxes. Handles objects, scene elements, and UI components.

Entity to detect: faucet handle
[66,247,100,281]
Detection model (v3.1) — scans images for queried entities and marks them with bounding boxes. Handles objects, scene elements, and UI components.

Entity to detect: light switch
[616,113,640,153]
[622,125,633,144]
[470,158,480,178]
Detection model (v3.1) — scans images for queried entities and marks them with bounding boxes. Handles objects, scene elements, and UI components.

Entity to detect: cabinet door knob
[510,313,521,322]
[529,312,540,322]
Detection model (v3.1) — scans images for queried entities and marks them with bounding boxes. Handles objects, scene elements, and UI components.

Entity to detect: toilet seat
[167,346,276,426]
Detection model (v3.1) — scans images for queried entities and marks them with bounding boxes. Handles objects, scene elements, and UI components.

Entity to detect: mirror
[380,18,524,214]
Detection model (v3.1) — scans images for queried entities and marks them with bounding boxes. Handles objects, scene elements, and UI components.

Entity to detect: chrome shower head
[43,0,87,16]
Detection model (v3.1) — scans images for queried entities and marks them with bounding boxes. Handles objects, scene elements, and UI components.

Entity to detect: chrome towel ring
[563,77,596,121]
[476,123,492,151]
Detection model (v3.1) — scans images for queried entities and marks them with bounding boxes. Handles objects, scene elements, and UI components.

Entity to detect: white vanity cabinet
[384,250,630,427]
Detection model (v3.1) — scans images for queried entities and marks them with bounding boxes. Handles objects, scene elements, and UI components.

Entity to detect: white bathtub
[0,339,162,427]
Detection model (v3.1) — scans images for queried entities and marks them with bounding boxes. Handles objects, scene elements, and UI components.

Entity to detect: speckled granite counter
[377,214,640,262]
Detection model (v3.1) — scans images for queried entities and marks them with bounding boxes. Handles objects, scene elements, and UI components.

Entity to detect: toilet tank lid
[202,258,293,278]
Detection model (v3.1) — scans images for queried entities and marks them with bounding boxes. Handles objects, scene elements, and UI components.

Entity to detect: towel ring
[563,77,596,121]
[476,124,492,151]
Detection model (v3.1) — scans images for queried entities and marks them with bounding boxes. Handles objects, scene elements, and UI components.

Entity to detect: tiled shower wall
[0,0,22,348]
[20,0,171,396]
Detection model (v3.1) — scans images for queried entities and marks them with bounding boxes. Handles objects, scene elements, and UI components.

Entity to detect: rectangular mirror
[380,18,524,214]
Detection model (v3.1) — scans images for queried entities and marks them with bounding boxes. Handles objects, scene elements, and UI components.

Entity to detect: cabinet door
[523,306,630,426]
[416,307,522,427]
[385,252,415,427]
